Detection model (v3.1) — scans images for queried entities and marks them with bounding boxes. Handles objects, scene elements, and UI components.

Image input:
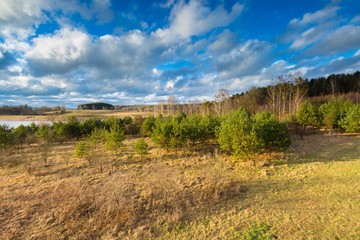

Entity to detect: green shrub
[151,116,180,150]
[180,115,206,148]
[296,102,320,127]
[217,107,262,157]
[141,116,156,136]
[88,128,106,148]
[80,118,102,136]
[338,104,360,132]
[0,124,14,149]
[12,124,32,145]
[35,124,54,142]
[201,114,221,141]
[74,141,89,157]
[134,138,149,159]
[105,123,125,150]
[253,111,291,151]
[319,99,349,130]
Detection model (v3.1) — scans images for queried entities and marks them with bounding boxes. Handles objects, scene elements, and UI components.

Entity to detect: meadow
[1,131,359,239]
[0,109,153,122]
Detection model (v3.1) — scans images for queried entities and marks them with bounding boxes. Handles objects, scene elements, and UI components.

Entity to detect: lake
[0,120,52,128]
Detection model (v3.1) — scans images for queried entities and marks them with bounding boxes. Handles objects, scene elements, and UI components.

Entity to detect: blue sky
[0,0,359,108]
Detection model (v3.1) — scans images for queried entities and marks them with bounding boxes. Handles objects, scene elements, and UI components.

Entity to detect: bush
[134,138,149,159]
[141,116,156,136]
[151,116,182,150]
[0,124,14,149]
[217,108,262,157]
[36,124,54,142]
[88,128,106,148]
[217,109,291,157]
[201,114,221,141]
[253,111,291,151]
[105,123,125,150]
[80,118,102,136]
[12,124,32,146]
[180,115,206,149]
[74,141,89,157]
[338,104,360,132]
[318,99,349,130]
[296,102,320,138]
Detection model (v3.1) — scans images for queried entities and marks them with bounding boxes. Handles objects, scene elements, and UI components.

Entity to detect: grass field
[0,109,154,121]
[0,133,359,239]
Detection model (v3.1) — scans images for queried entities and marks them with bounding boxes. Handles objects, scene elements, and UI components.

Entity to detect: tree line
[1,97,359,158]
[0,105,66,115]
[156,71,359,117]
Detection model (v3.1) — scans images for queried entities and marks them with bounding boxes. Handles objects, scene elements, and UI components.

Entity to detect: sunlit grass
[0,133,359,239]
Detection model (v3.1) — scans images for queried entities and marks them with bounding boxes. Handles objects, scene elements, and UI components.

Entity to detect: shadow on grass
[286,133,360,165]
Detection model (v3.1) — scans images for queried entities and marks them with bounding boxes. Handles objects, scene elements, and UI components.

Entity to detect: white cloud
[25,28,91,75]
[0,0,113,41]
[170,1,243,39]
[26,28,90,63]
[152,0,242,45]
[165,76,183,92]
[283,5,340,49]
[7,65,22,73]
[0,0,49,39]
[91,0,114,24]
[216,39,273,79]
[307,25,360,55]
[289,6,339,27]
[283,4,360,56]
[289,27,316,49]
[152,68,163,76]
[208,29,237,53]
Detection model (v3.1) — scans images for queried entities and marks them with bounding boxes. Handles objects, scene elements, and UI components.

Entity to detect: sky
[0,0,360,108]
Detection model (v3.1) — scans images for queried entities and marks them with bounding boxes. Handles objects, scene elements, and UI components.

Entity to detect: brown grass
[0,110,154,121]
[0,139,245,239]
[1,133,359,239]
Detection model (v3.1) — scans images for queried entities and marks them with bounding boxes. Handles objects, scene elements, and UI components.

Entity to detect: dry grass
[0,139,244,239]
[0,110,153,121]
[1,133,360,239]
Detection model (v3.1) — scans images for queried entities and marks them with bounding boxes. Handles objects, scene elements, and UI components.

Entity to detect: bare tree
[293,77,308,113]
[214,89,229,116]
[200,100,212,116]
[268,75,307,119]
[167,96,176,116]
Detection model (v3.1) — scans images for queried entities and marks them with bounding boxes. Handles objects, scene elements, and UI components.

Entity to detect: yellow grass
[0,110,154,121]
[0,133,360,239]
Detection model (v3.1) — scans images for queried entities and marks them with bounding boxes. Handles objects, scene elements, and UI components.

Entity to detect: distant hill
[77,102,115,110]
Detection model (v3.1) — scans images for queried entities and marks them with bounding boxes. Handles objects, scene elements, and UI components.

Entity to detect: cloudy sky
[0,0,359,108]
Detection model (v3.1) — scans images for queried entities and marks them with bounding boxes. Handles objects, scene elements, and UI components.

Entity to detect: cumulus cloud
[0,0,49,39]
[282,3,360,58]
[215,40,273,79]
[0,0,113,40]
[25,28,91,76]
[152,68,163,76]
[152,0,243,45]
[208,30,237,53]
[306,25,360,56]
[282,5,339,50]
[0,0,359,107]
[288,5,339,27]
[169,1,243,38]
[306,54,360,77]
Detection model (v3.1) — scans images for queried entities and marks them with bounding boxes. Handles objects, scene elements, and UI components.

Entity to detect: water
[0,120,51,128]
